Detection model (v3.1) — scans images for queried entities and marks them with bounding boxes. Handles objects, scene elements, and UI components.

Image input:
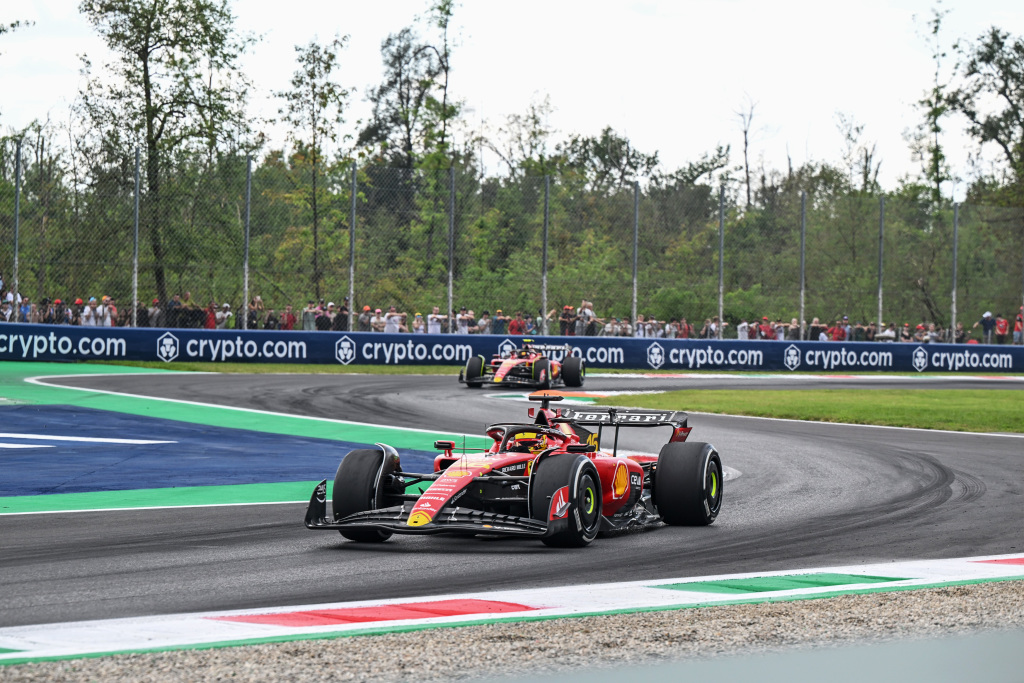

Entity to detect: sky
[2,0,1023,197]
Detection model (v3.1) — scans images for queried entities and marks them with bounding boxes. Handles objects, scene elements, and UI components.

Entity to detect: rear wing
[556,406,691,454]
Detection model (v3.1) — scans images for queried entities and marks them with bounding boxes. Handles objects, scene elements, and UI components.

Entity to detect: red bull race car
[458,341,584,389]
[304,395,723,547]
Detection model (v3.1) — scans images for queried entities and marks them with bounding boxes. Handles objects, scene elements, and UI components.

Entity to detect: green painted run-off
[654,572,906,594]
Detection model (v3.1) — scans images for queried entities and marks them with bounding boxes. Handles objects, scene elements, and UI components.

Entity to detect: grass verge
[595,389,1024,433]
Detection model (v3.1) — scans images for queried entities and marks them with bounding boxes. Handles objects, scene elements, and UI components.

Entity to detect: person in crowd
[370,308,386,332]
[994,313,1009,344]
[0,300,12,322]
[1014,308,1023,345]
[279,304,296,331]
[427,306,445,334]
[316,302,335,331]
[384,305,407,333]
[81,297,107,326]
[335,298,350,331]
[204,301,218,329]
[300,301,316,331]
[508,311,527,335]
[953,321,967,344]
[357,305,372,331]
[246,296,264,330]
[865,322,876,342]
[491,309,509,335]
[216,303,232,329]
[455,306,473,334]
[663,318,679,339]
[559,306,575,335]
[735,318,749,340]
[476,310,493,335]
[972,311,998,344]
[148,299,162,328]
[524,313,537,334]
[264,308,280,330]
[412,312,425,333]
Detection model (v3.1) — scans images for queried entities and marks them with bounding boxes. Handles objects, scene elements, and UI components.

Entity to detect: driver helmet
[507,432,547,453]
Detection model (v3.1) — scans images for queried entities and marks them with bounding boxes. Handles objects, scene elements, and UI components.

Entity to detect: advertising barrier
[1,323,1022,373]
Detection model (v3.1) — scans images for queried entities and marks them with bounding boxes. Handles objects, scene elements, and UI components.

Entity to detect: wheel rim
[578,474,600,531]
[706,460,722,514]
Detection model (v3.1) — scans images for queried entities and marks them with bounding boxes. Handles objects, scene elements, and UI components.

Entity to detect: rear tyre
[534,358,552,390]
[653,442,722,526]
[562,356,585,387]
[530,454,602,547]
[463,355,485,388]
[333,449,394,542]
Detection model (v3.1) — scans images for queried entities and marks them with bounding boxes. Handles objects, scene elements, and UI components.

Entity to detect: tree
[737,99,756,209]
[78,0,254,304]
[906,3,952,203]
[276,35,350,300]
[487,95,557,178]
[555,127,659,194]
[948,26,1024,205]
[358,27,442,168]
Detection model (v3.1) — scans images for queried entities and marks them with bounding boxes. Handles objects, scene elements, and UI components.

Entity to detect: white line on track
[0,433,175,444]
[25,373,483,440]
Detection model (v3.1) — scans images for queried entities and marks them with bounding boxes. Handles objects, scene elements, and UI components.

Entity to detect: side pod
[304,479,329,528]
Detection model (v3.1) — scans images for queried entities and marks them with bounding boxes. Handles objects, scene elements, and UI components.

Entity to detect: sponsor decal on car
[407,510,432,527]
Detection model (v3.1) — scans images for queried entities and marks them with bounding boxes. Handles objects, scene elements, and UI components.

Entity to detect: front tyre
[562,356,585,387]
[530,454,602,547]
[533,359,552,390]
[333,448,395,542]
[463,355,485,388]
[653,442,722,526]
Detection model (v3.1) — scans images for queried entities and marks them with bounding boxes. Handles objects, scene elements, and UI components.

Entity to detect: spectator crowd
[2,274,1022,346]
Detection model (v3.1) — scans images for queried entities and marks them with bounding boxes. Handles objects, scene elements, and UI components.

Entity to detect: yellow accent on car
[407,510,432,527]
[613,463,629,498]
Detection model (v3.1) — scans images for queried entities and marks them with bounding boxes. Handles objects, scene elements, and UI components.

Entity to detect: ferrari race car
[304,395,723,547]
[458,341,584,389]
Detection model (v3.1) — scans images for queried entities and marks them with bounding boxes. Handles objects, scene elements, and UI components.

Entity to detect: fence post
[631,181,639,331]
[800,191,806,340]
[12,138,21,322]
[132,147,140,327]
[877,195,885,331]
[542,175,550,336]
[718,186,725,339]
[349,163,357,327]
[242,155,251,331]
[951,203,959,341]
[448,166,455,333]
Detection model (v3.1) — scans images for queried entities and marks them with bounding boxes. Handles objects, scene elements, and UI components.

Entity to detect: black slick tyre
[333,448,394,542]
[533,358,552,390]
[653,442,722,526]
[530,453,602,547]
[562,356,585,387]
[464,355,485,388]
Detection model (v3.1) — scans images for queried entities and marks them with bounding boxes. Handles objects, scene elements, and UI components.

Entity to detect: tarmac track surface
[1,373,1022,628]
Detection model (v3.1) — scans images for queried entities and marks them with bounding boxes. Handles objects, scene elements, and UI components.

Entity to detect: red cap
[363,305,371,311]
[74,298,84,305]
[54,299,62,304]
[153,298,159,304]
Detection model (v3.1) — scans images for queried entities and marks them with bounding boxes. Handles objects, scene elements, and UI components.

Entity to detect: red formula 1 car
[304,395,723,547]
[459,341,584,389]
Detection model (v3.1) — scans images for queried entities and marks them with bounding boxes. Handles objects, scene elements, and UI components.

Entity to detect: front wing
[304,480,549,537]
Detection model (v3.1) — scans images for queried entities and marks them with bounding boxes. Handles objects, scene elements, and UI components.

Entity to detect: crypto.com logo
[497,338,517,359]
[646,342,665,369]
[783,344,802,371]
[912,346,929,372]
[335,336,357,365]
[156,332,179,362]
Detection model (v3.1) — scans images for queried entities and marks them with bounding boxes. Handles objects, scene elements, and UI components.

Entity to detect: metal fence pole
[718,186,725,339]
[132,147,140,327]
[541,175,550,336]
[242,155,252,331]
[349,163,357,327]
[951,203,959,341]
[12,138,21,322]
[799,191,806,340]
[447,166,455,333]
[877,196,885,330]
[631,181,639,329]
